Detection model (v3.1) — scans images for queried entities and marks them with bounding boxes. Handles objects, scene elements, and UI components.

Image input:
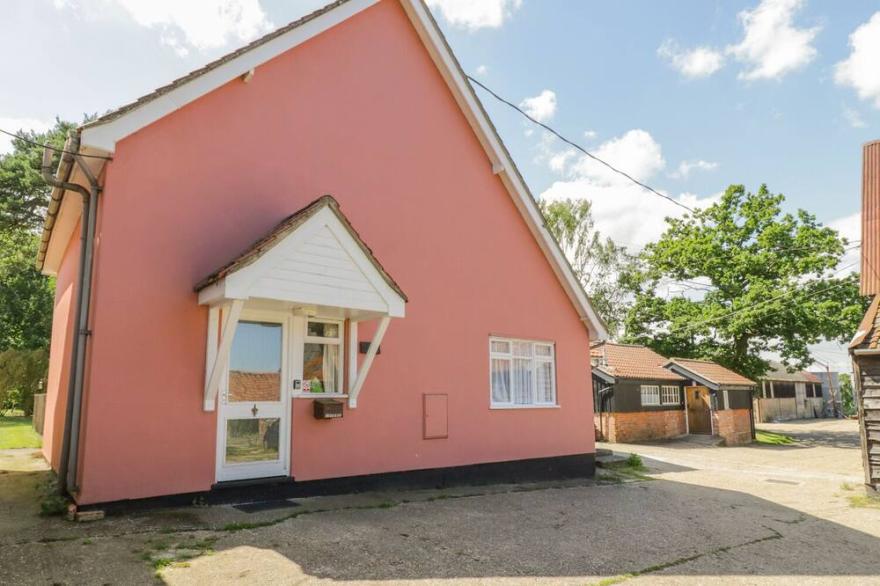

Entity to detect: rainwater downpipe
[41,139,101,496]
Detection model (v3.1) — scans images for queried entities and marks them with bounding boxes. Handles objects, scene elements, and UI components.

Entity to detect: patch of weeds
[40,494,69,517]
[840,482,856,491]
[81,538,93,545]
[222,520,275,532]
[142,535,218,577]
[36,473,70,517]
[376,501,395,509]
[625,453,644,470]
[755,430,795,445]
[848,493,880,509]
[596,574,636,586]
[189,537,218,550]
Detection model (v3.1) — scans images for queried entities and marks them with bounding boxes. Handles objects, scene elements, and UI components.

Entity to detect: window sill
[490,404,560,410]
[292,393,349,399]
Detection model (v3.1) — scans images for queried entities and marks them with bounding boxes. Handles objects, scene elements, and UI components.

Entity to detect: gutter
[852,349,880,356]
[40,131,102,497]
[37,137,79,270]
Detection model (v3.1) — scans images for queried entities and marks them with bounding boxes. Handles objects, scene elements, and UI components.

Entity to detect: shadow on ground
[2,447,879,584]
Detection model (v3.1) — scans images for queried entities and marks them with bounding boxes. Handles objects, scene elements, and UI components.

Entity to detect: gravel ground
[1,419,878,585]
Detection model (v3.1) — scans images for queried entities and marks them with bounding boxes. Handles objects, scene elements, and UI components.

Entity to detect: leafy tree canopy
[540,198,637,335]
[0,119,76,234]
[623,184,867,381]
[0,119,76,352]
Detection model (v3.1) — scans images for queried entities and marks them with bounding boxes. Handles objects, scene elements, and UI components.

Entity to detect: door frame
[685,385,713,435]
[215,308,293,483]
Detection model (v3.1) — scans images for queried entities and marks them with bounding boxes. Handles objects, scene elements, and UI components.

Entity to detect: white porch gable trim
[45,0,607,340]
[197,205,405,317]
[198,195,406,411]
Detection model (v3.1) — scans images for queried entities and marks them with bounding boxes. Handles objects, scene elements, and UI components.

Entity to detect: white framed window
[301,319,343,395]
[661,385,680,405]
[640,385,660,406]
[489,337,556,408]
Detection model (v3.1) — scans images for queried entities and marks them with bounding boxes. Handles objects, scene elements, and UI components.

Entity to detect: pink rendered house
[39,0,606,508]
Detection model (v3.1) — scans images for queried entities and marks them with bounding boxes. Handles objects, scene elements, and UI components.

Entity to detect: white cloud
[842,106,866,129]
[834,12,880,109]
[425,0,522,31]
[570,129,665,185]
[539,129,718,250]
[54,0,272,56]
[519,90,557,123]
[657,40,725,79]
[475,64,489,76]
[583,130,598,140]
[727,0,820,81]
[0,117,54,155]
[829,211,860,273]
[669,159,719,180]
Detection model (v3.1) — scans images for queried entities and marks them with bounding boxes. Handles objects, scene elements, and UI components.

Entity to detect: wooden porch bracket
[203,299,244,411]
[349,316,390,409]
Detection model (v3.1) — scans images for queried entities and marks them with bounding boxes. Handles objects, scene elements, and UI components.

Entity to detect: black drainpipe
[41,135,102,496]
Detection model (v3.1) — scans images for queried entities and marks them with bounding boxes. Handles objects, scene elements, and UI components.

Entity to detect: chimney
[862,140,880,296]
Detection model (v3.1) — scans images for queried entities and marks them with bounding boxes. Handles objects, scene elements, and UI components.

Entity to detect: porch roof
[664,358,755,391]
[195,194,406,302]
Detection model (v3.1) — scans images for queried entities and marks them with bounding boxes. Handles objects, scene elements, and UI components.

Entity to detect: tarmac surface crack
[593,526,784,585]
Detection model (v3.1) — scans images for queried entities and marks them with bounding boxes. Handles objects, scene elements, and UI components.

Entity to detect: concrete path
[1,419,878,584]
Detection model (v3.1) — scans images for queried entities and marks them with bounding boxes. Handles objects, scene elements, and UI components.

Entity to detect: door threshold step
[213,476,293,490]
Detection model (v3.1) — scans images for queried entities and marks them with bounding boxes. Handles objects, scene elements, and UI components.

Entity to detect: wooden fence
[32,393,46,435]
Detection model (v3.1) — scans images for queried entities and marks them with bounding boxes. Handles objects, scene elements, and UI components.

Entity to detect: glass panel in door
[228,321,282,403]
[225,418,280,463]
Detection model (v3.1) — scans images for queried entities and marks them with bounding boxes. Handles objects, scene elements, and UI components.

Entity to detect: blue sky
[2,0,878,369]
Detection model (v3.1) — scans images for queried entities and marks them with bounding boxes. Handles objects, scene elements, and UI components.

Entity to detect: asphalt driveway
[1,418,879,584]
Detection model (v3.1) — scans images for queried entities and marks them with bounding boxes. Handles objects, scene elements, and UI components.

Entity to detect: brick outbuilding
[591,342,687,443]
[592,343,756,446]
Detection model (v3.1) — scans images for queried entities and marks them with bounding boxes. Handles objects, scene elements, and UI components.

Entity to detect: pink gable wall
[74,0,594,504]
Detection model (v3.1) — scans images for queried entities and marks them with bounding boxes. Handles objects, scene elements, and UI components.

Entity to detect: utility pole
[814,359,840,418]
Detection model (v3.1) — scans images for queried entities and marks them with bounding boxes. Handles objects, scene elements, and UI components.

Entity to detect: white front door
[216,314,290,482]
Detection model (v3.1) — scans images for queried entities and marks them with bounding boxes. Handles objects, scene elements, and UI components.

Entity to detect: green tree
[0,120,75,351]
[838,373,855,417]
[0,120,76,410]
[540,198,637,335]
[0,231,54,350]
[0,120,76,234]
[624,184,867,381]
[0,348,48,416]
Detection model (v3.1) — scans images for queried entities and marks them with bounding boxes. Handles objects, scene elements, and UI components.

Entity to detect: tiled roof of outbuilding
[761,362,820,383]
[591,342,684,382]
[665,358,755,389]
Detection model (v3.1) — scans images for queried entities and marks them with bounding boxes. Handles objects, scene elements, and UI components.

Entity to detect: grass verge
[0,416,41,449]
[755,430,795,446]
[848,492,880,510]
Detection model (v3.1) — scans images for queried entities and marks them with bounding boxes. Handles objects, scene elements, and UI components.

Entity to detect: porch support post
[203,306,220,410]
[348,320,359,393]
[349,316,390,409]
[203,299,244,411]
